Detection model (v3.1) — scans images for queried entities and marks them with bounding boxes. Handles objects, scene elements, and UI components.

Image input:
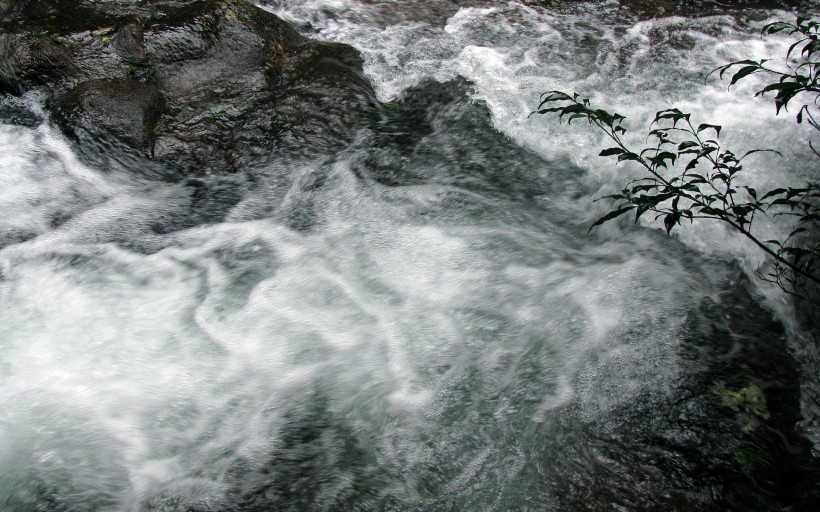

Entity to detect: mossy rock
[712,381,771,434]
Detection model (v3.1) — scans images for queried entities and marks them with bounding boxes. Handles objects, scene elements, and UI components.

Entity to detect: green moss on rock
[712,381,771,433]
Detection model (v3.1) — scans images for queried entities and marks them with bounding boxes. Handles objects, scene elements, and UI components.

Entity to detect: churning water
[1,1,818,510]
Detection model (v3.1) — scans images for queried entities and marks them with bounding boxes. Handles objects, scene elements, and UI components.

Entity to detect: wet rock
[542,264,819,511]
[356,78,560,200]
[0,0,380,174]
[52,79,165,154]
[0,0,29,16]
[0,32,73,95]
[111,23,146,65]
[0,94,43,127]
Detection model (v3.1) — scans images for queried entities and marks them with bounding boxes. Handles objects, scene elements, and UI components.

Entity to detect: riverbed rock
[0,0,379,174]
[52,79,166,155]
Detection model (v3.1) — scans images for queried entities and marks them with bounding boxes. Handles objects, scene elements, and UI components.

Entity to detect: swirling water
[1,1,818,510]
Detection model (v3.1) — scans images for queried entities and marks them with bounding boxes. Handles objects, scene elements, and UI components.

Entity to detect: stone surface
[0,0,380,174]
[52,79,166,154]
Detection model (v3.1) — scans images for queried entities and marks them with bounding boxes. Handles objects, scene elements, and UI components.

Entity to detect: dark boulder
[52,79,166,154]
[0,0,380,174]
[0,32,73,95]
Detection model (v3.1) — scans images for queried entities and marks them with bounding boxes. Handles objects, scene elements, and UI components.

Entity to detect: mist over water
[1,1,818,510]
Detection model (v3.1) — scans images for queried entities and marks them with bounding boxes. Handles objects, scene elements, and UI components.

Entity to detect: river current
[1,1,818,510]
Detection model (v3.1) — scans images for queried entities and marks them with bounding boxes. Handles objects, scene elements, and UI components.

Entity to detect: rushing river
[1,0,819,510]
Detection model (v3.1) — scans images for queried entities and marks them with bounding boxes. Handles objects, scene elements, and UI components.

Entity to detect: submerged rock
[0,0,379,174]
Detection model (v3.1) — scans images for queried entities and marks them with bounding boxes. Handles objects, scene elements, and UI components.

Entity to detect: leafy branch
[532,17,820,304]
[532,105,818,304]
[713,17,819,139]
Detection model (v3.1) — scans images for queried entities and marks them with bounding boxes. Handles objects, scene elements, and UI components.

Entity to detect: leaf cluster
[713,17,819,132]
[532,17,820,303]
[533,86,820,303]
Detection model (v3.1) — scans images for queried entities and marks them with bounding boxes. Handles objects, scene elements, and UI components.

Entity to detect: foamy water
[0,1,817,510]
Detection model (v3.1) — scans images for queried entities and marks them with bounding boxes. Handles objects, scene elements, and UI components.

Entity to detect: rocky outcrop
[0,0,379,174]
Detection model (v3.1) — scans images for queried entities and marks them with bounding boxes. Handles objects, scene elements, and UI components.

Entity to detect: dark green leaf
[739,148,782,161]
[763,22,794,35]
[600,147,626,156]
[664,212,682,234]
[729,65,760,86]
[760,188,787,200]
[538,91,573,106]
[588,206,636,233]
[654,109,688,126]
[697,124,721,136]
[802,39,820,57]
[787,38,804,59]
[617,152,641,162]
[760,82,802,93]
[787,187,811,199]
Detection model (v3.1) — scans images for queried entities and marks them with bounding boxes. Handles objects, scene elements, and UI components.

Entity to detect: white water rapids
[0,1,818,510]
